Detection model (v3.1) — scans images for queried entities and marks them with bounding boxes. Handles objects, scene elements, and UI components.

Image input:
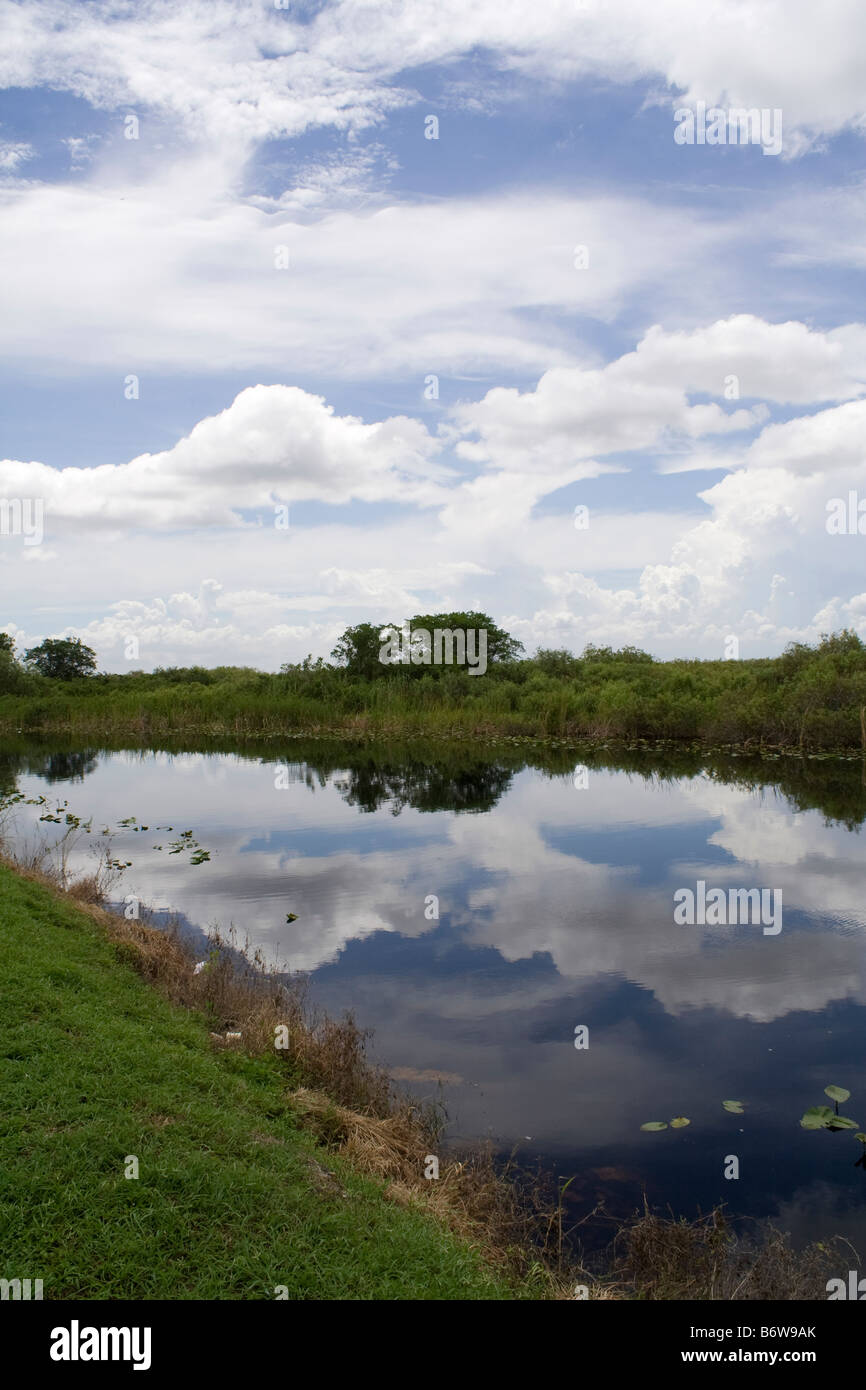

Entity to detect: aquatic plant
[801,1085,858,1132]
[640,1116,690,1132]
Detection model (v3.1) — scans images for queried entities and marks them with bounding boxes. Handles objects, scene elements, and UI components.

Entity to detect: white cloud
[0,173,734,376]
[5,314,866,662]
[455,316,866,477]
[0,139,33,172]
[5,0,866,156]
[0,384,450,529]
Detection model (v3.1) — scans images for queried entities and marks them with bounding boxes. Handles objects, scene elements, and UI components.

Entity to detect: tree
[0,631,26,694]
[403,612,524,666]
[330,622,392,680]
[582,643,653,664]
[331,614,524,679]
[24,637,98,680]
[534,647,581,676]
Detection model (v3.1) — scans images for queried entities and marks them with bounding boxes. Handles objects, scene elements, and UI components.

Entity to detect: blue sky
[1,0,866,668]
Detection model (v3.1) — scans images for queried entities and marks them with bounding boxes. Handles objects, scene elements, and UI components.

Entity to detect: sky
[1,0,866,670]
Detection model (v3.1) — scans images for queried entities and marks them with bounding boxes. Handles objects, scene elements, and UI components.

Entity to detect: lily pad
[828,1116,860,1131]
[801,1105,836,1129]
[855,1133,866,1144]
[640,1121,668,1131]
[722,1100,744,1114]
[670,1117,691,1128]
[825,1085,851,1104]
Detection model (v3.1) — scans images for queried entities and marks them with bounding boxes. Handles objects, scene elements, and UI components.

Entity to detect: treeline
[1,624,866,752]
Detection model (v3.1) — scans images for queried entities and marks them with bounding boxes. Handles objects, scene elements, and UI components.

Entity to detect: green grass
[0,863,518,1300]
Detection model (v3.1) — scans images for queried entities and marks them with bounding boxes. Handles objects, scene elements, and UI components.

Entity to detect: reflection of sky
[12,748,866,1243]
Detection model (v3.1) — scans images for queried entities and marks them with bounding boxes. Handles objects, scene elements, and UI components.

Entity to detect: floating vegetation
[153,828,212,865]
[722,1100,745,1114]
[641,1116,690,1132]
[801,1084,859,1132]
[4,795,213,870]
[825,1085,850,1104]
[800,1105,860,1131]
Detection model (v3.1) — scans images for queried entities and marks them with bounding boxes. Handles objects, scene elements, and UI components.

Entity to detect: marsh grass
[3,630,866,752]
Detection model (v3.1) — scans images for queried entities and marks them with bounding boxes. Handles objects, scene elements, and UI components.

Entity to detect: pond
[4,735,866,1251]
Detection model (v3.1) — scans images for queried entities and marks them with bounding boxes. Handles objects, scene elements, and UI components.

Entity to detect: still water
[4,737,866,1248]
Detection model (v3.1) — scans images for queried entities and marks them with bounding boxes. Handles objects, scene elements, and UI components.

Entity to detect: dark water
[4,736,866,1251]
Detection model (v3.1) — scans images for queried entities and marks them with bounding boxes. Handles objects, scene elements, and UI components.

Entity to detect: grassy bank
[2,631,866,751]
[0,860,529,1300]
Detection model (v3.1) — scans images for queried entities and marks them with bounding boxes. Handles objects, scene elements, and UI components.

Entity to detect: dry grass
[285,1086,575,1288]
[604,1200,850,1301]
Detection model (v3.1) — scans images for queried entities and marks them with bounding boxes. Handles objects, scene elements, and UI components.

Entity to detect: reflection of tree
[253,737,866,825]
[23,749,100,784]
[575,745,866,831]
[340,758,515,815]
[0,743,101,790]
[2,730,865,827]
[0,750,22,800]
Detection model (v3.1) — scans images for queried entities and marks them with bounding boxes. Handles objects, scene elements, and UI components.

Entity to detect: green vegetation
[801,1085,860,1133]
[0,862,519,1300]
[2,627,866,751]
[23,636,98,681]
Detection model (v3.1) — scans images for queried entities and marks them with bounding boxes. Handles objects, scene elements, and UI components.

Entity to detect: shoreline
[2,715,865,759]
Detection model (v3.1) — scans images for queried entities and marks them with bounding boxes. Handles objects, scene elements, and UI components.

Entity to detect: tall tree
[330,622,391,680]
[24,637,98,680]
[401,611,524,669]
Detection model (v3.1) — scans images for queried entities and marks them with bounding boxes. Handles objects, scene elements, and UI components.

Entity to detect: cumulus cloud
[454,316,866,477]
[5,314,866,662]
[0,384,450,530]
